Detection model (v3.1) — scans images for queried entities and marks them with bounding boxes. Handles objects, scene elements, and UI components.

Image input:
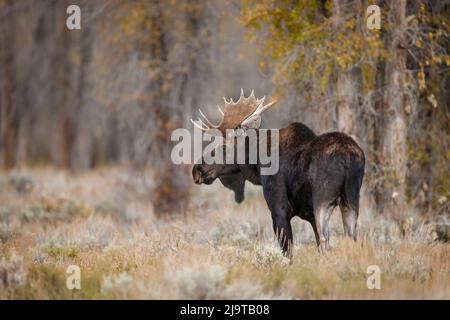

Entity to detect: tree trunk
[49,0,74,169]
[150,1,206,215]
[335,68,363,136]
[0,0,17,169]
[71,0,95,171]
[333,1,364,139]
[374,0,408,216]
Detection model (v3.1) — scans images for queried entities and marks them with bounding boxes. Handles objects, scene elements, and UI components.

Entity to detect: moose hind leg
[314,204,334,253]
[340,204,358,241]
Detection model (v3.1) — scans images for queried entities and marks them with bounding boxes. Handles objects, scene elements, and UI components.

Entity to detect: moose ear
[219,173,245,204]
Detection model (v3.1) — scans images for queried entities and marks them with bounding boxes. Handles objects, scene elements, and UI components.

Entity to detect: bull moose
[191,89,365,257]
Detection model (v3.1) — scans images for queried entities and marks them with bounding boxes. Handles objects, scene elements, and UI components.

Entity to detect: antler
[191,89,277,135]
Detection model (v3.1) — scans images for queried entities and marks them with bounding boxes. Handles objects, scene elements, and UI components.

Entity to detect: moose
[191,90,365,257]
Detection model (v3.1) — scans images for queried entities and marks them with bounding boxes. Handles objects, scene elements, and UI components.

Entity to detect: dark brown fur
[193,122,365,257]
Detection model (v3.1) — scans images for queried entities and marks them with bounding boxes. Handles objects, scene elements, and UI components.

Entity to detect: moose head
[191,89,276,202]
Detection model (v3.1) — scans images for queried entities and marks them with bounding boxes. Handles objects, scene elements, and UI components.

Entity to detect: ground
[0,167,448,299]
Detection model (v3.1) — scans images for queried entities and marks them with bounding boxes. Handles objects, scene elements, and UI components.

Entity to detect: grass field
[0,167,448,299]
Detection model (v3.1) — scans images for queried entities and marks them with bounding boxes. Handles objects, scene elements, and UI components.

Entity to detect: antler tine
[190,119,209,131]
[250,90,255,98]
[198,109,218,128]
[197,117,211,129]
[217,105,224,115]
[263,100,277,109]
[259,96,266,105]
[237,88,245,103]
[223,97,229,104]
[254,99,277,115]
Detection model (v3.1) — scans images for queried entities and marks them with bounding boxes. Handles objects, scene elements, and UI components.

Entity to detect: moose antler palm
[191,89,277,135]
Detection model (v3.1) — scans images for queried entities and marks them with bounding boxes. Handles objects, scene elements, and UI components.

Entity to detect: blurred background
[0,0,448,218]
[0,0,449,301]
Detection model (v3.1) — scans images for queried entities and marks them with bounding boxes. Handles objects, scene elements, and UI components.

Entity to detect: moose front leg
[271,211,293,259]
[262,181,293,259]
[307,216,321,248]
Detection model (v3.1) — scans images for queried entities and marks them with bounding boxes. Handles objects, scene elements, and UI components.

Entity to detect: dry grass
[0,167,448,300]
